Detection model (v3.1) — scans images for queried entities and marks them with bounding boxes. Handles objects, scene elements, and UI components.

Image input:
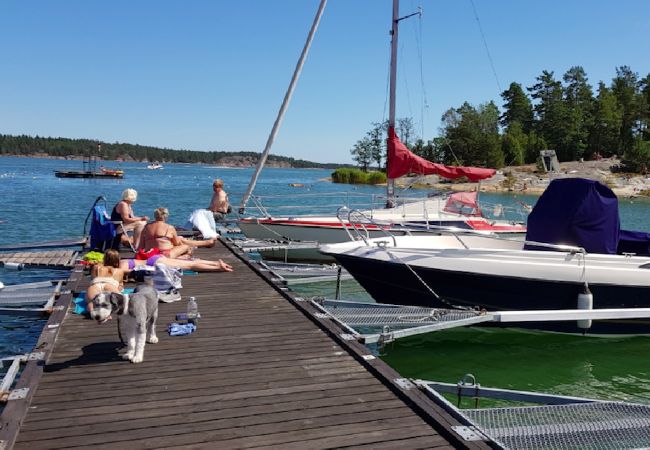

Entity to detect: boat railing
[239,190,528,224]
[342,209,585,255]
[336,206,397,247]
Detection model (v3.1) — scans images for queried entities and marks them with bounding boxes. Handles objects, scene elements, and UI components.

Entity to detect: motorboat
[147,162,163,170]
[321,178,650,335]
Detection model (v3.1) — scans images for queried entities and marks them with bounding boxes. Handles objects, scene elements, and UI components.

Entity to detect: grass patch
[331,168,387,185]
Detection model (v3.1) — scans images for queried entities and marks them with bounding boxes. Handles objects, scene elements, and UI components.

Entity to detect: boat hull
[326,252,650,335]
[54,171,123,179]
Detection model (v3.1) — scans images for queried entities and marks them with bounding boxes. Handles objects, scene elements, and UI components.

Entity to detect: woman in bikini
[139,207,215,259]
[121,254,233,273]
[86,249,126,313]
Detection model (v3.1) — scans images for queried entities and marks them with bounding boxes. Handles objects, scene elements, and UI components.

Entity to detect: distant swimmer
[288,183,306,187]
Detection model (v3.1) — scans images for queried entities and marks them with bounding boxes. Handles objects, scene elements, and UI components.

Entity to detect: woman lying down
[87,249,233,312]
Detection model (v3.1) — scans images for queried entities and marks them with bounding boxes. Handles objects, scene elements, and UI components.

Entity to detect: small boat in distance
[147,162,163,170]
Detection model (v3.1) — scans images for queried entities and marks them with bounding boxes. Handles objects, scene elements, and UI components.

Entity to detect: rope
[383,246,473,311]
[469,0,502,93]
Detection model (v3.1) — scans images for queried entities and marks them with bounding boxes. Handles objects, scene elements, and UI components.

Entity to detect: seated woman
[139,207,216,259]
[121,254,233,273]
[86,249,126,313]
[112,188,149,249]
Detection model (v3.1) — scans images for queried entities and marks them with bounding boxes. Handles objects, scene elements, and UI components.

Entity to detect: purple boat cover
[525,178,620,254]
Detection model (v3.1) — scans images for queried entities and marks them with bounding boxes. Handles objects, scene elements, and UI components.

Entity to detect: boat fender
[0,281,4,289]
[577,284,593,330]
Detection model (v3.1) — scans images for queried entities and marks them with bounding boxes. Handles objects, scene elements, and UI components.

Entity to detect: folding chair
[84,196,137,252]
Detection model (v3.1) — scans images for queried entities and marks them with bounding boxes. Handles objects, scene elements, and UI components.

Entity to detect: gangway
[258,260,353,285]
[415,377,650,449]
[310,299,650,344]
[0,280,64,315]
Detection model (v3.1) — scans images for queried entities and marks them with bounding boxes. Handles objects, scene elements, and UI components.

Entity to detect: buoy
[577,283,593,330]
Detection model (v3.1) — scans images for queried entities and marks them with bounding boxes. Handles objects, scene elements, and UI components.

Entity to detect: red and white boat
[236,0,525,259]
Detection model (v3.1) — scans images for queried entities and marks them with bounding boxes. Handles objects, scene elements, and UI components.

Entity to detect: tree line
[351,66,650,173]
[0,134,350,169]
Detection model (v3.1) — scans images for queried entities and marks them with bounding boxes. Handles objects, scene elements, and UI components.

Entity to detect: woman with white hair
[111,188,148,249]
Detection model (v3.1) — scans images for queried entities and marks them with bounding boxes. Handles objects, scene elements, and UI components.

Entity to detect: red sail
[386,128,496,181]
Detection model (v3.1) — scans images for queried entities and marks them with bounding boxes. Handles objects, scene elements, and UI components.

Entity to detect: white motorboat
[147,162,163,170]
[321,178,650,335]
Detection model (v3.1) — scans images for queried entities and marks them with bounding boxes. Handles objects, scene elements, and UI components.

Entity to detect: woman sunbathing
[86,249,125,313]
[120,254,233,273]
[139,207,216,259]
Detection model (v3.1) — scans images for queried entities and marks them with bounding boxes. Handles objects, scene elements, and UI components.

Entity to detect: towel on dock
[73,288,135,314]
[168,322,196,336]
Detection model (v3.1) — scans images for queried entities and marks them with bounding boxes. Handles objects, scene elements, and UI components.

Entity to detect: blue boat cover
[525,178,620,254]
[618,229,650,256]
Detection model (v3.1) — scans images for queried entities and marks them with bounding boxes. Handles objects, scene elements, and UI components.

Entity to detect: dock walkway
[2,241,489,449]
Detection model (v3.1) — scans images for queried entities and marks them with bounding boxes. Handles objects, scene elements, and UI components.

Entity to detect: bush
[366,171,387,184]
[331,168,386,185]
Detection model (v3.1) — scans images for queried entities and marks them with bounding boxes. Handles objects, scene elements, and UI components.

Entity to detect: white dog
[91,284,159,363]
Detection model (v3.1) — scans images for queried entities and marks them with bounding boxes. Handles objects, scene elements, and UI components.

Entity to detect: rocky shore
[397,158,650,198]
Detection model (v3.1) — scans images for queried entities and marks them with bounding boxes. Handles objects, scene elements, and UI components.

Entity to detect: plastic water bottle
[187,296,199,324]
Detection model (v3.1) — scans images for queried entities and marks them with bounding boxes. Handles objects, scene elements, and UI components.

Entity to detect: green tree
[611,66,641,154]
[588,82,622,158]
[528,70,570,160]
[562,66,594,161]
[502,122,526,165]
[396,117,415,147]
[350,137,372,171]
[639,73,650,141]
[441,101,504,168]
[500,82,533,133]
[366,122,384,170]
[621,139,650,173]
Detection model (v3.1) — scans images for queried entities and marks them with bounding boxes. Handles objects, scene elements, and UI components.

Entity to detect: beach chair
[84,196,136,252]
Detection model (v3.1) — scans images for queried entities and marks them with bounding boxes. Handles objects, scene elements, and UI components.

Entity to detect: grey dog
[91,284,159,363]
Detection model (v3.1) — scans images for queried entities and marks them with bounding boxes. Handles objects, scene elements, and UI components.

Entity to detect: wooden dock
[1,241,492,449]
[0,250,78,270]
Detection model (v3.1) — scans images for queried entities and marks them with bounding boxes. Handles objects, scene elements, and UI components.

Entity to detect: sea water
[2,156,650,403]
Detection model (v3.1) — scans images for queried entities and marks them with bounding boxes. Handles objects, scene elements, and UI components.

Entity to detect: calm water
[2,155,650,404]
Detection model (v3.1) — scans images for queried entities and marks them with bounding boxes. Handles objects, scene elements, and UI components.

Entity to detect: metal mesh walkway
[465,402,650,449]
[322,302,483,328]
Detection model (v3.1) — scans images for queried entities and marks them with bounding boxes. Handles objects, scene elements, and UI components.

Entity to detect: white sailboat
[237,0,524,250]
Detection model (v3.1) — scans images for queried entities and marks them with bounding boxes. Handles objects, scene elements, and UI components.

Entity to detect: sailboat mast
[386,0,399,207]
[239,0,328,214]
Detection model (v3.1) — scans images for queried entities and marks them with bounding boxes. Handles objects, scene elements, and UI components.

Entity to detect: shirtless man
[208,179,230,221]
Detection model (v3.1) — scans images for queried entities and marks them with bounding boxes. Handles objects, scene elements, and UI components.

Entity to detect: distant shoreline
[0,154,343,170]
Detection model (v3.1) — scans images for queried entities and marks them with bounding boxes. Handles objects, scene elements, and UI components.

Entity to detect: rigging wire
[411,2,429,140]
[469,0,502,93]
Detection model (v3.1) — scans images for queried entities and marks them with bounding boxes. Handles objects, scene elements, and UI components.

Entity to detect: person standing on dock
[208,179,230,222]
[111,188,148,249]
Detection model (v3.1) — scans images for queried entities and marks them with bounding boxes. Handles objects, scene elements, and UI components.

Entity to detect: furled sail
[386,128,496,181]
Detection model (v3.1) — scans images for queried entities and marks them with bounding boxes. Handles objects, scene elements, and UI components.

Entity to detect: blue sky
[2,1,649,164]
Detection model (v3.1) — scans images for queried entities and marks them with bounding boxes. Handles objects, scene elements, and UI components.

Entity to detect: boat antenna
[239,0,328,215]
[386,1,421,208]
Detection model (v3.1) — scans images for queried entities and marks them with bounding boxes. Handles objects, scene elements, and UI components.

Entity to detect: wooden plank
[5,242,491,449]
